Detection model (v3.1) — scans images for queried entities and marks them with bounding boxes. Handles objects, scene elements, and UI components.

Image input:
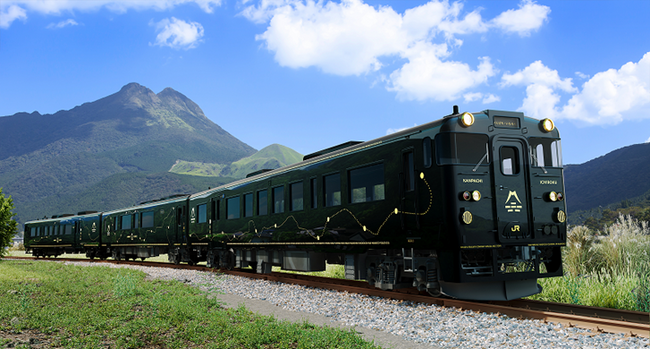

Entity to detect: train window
[290,182,304,211]
[121,215,132,230]
[142,212,154,228]
[273,186,285,213]
[227,197,240,219]
[30,227,35,237]
[198,204,207,223]
[258,190,268,215]
[435,133,489,165]
[403,151,415,192]
[134,213,141,228]
[501,146,520,175]
[529,138,563,168]
[244,194,254,217]
[65,224,72,235]
[310,178,317,209]
[349,163,385,203]
[324,173,341,207]
[423,137,432,168]
[211,200,217,221]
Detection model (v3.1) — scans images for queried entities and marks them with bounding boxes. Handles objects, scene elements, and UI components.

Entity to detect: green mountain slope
[0,83,258,224]
[169,144,303,178]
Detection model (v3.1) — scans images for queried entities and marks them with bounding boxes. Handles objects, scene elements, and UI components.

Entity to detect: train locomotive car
[24,108,567,301]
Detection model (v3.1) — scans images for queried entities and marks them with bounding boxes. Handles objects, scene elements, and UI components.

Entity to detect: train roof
[189,112,454,200]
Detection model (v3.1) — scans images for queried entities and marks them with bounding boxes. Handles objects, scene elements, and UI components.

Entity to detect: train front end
[437,110,566,300]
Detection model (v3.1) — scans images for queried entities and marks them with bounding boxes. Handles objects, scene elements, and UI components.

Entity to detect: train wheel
[427,287,441,297]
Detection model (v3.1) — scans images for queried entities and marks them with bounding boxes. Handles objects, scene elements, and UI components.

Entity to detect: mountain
[0,83,265,225]
[169,144,303,178]
[564,142,650,212]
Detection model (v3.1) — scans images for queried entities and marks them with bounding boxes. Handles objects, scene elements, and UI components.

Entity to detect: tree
[0,188,18,258]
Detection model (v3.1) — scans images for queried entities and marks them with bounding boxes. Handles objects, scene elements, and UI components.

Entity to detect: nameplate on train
[493,116,520,129]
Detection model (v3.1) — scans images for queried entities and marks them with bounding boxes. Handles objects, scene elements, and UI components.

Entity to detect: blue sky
[1,0,649,165]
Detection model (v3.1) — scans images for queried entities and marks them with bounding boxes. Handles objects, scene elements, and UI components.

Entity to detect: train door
[400,148,419,231]
[176,205,186,243]
[492,137,531,243]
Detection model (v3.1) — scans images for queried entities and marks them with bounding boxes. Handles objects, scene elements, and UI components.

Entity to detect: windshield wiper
[472,143,489,172]
[529,148,547,174]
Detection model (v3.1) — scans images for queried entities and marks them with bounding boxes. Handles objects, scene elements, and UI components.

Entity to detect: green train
[24,107,567,301]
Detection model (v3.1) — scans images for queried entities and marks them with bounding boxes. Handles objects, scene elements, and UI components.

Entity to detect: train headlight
[549,191,558,202]
[541,118,555,132]
[460,112,475,127]
[556,210,566,223]
[462,191,471,201]
[472,190,481,202]
[557,192,564,201]
[461,211,473,225]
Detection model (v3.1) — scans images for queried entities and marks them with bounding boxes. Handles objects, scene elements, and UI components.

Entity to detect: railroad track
[7,256,649,338]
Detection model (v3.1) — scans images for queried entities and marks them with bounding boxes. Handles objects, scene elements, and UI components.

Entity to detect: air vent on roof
[246,169,274,178]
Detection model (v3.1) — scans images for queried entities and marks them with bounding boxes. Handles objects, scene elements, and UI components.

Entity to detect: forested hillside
[0,83,298,226]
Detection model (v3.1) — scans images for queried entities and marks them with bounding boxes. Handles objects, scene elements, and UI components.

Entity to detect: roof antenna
[453,105,459,115]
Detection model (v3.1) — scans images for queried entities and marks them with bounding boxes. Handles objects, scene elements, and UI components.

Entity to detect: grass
[528,215,650,312]
[0,260,380,349]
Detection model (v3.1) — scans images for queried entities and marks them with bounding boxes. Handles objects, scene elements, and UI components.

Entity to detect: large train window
[273,186,285,213]
[501,146,520,175]
[243,194,254,217]
[142,211,154,228]
[258,190,268,215]
[120,215,132,230]
[529,138,562,168]
[290,182,304,211]
[65,224,73,235]
[198,204,208,223]
[349,163,385,203]
[435,133,489,165]
[227,197,240,219]
[324,173,341,207]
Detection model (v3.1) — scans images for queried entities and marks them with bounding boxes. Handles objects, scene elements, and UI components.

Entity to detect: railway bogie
[24,107,567,301]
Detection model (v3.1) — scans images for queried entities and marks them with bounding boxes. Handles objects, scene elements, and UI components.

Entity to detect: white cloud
[646,137,650,143]
[501,52,650,125]
[463,92,500,104]
[244,0,540,101]
[0,4,27,28]
[482,93,500,104]
[491,0,550,37]
[46,19,79,29]
[151,17,204,49]
[463,92,482,103]
[0,1,221,28]
[575,71,589,80]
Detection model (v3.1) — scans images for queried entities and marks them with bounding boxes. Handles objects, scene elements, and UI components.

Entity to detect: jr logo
[504,191,523,213]
[511,225,521,232]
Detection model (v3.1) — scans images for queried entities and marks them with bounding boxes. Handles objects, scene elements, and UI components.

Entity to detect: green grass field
[0,259,379,349]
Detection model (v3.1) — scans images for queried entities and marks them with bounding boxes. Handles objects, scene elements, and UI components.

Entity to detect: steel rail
[7,256,649,338]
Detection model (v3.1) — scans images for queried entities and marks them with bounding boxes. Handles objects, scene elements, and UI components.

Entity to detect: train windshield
[529,138,562,168]
[436,133,490,166]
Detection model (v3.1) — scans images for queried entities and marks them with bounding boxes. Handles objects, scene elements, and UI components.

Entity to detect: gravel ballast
[65,261,650,349]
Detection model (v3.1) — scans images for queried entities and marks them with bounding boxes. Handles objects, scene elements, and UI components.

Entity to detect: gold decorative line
[30,244,73,248]
[528,243,566,247]
[460,244,503,249]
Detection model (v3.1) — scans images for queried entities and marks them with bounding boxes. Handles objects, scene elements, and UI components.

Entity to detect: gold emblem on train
[504,191,522,213]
